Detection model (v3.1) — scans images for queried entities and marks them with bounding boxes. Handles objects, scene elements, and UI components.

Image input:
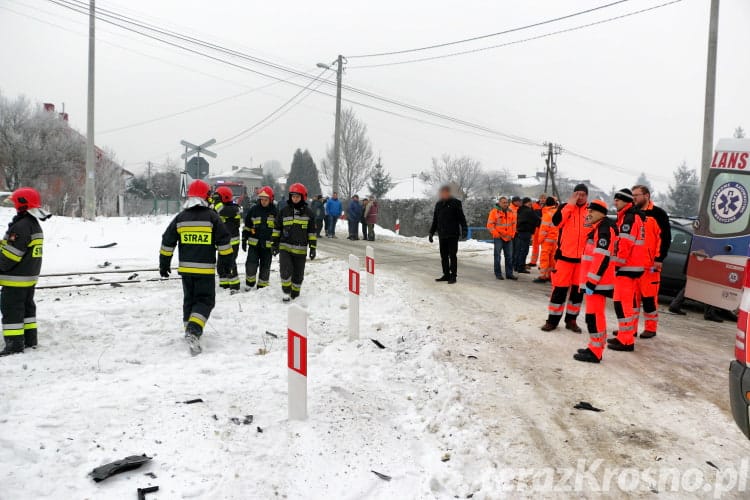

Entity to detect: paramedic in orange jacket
[533,196,558,283]
[529,194,547,269]
[574,200,617,363]
[631,184,670,339]
[487,196,517,280]
[607,188,647,352]
[541,184,589,332]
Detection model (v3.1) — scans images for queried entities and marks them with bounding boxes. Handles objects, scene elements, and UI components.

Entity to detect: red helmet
[288,183,307,201]
[187,180,210,199]
[215,186,233,203]
[257,186,274,201]
[11,187,42,211]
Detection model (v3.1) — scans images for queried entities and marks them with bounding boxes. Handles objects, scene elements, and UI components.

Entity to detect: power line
[347,0,631,59]
[46,0,541,146]
[349,0,685,69]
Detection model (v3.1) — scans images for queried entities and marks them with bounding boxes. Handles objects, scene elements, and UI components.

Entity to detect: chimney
[43,103,55,113]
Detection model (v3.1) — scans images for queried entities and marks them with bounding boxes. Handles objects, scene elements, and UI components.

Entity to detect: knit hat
[511,196,521,202]
[573,183,588,194]
[588,199,608,215]
[522,197,532,204]
[613,188,633,203]
[545,197,557,207]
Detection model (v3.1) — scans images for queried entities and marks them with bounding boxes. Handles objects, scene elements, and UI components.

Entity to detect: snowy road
[320,234,750,497]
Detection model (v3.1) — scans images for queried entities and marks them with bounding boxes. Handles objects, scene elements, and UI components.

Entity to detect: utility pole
[83,0,96,220]
[700,0,720,185]
[542,142,561,199]
[332,54,344,195]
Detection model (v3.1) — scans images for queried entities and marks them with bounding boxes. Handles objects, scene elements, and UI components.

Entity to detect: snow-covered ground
[0,212,487,499]
[383,177,431,200]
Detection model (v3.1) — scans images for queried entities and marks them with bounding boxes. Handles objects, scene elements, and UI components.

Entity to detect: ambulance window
[706,172,750,236]
[670,228,691,254]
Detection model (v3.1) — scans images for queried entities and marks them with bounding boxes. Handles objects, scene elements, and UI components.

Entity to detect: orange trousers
[530,229,541,265]
[614,275,638,346]
[633,268,660,334]
[584,293,607,359]
[538,241,556,279]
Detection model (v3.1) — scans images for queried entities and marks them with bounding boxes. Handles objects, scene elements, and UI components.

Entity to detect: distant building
[208,165,264,191]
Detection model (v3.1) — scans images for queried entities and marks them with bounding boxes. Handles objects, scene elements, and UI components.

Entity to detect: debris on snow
[573,401,603,412]
[371,339,386,349]
[90,454,152,482]
[371,470,392,481]
[180,398,204,405]
[137,485,159,499]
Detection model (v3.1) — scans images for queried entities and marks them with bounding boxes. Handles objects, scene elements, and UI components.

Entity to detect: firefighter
[273,183,316,302]
[574,200,617,363]
[214,186,242,291]
[242,186,278,290]
[0,188,49,356]
[533,196,558,283]
[160,180,232,355]
[541,184,589,332]
[607,188,646,352]
[631,184,670,339]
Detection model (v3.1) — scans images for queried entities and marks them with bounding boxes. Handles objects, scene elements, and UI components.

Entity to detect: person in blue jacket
[347,195,363,240]
[324,192,343,238]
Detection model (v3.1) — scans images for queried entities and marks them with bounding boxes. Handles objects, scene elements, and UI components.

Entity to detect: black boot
[24,330,37,348]
[540,322,557,332]
[435,275,450,282]
[565,320,582,333]
[447,275,457,284]
[0,336,25,356]
[573,348,601,363]
[607,338,634,351]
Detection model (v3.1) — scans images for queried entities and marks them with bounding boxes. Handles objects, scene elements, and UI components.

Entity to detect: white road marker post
[349,254,360,340]
[287,304,308,421]
[365,245,375,297]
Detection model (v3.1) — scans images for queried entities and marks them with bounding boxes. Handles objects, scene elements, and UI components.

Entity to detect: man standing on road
[631,185,670,339]
[487,196,517,280]
[347,195,363,240]
[310,194,325,238]
[574,200,617,363]
[513,197,540,275]
[324,192,342,238]
[429,185,468,284]
[607,188,646,352]
[541,184,589,333]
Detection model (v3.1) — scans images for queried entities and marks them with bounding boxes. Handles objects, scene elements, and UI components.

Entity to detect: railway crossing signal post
[179,139,217,198]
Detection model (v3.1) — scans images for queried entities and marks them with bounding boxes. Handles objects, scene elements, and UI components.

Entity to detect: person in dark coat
[310,194,325,238]
[429,185,468,284]
[347,195,362,240]
[513,197,541,274]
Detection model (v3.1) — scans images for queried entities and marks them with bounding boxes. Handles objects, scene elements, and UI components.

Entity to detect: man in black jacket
[513,197,540,274]
[429,185,468,284]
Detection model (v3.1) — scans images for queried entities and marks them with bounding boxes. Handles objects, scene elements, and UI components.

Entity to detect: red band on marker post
[349,268,360,295]
[349,254,360,340]
[287,329,307,376]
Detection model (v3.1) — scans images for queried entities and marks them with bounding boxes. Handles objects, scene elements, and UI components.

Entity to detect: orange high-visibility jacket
[579,217,617,294]
[539,206,559,244]
[641,201,662,267]
[614,203,646,278]
[486,206,516,241]
[553,202,588,262]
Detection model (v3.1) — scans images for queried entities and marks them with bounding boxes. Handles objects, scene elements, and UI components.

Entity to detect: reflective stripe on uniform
[178,261,215,274]
[280,243,307,255]
[0,275,38,287]
[160,245,175,256]
[188,313,207,327]
[1,246,23,262]
[3,323,24,336]
[218,244,233,255]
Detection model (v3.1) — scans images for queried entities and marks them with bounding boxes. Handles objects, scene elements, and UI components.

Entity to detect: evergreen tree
[635,172,653,192]
[667,162,700,217]
[288,148,322,196]
[367,159,393,198]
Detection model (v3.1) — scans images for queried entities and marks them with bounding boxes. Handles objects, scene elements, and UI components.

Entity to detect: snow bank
[0,212,491,499]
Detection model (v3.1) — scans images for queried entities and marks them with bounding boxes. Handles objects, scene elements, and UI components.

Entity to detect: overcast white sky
[1,0,748,193]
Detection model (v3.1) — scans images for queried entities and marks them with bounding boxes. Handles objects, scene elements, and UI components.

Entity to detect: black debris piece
[89,277,102,282]
[110,283,123,288]
[212,414,218,421]
[467,355,478,360]
[371,470,392,481]
[128,273,138,280]
[92,242,118,249]
[265,331,279,339]
[144,472,157,479]
[182,398,204,405]
[97,261,112,268]
[257,426,263,433]
[573,401,603,412]
[137,485,159,500]
[90,454,152,482]
[707,461,719,470]
[371,339,386,349]
[230,417,241,425]
[243,415,254,425]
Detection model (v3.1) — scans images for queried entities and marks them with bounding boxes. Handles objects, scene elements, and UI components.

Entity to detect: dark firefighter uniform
[217,202,242,290]
[242,202,278,289]
[273,200,316,299]
[160,205,232,336]
[575,200,617,363]
[0,212,43,355]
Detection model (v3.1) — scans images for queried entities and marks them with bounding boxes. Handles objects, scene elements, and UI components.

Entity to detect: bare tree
[321,107,374,198]
[421,154,484,198]
[480,169,520,198]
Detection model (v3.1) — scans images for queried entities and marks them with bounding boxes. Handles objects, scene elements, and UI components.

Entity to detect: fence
[122,196,182,216]
[373,198,496,238]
